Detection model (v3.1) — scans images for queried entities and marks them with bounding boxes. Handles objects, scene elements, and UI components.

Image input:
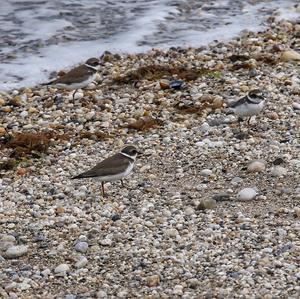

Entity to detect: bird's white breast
[93,161,134,182]
[234,101,264,117]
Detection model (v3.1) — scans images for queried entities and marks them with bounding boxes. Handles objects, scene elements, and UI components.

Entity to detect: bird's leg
[121,179,125,187]
[101,182,106,197]
[72,89,79,100]
[247,116,252,127]
[238,117,243,132]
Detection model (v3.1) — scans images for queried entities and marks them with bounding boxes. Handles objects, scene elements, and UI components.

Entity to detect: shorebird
[72,146,139,197]
[43,57,100,98]
[229,89,266,130]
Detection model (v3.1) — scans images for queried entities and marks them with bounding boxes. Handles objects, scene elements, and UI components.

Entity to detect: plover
[72,146,139,197]
[229,89,266,130]
[43,58,100,96]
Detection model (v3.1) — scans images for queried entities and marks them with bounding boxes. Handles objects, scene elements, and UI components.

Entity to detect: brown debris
[3,131,69,158]
[5,133,51,158]
[16,167,27,176]
[253,53,277,64]
[228,53,277,70]
[174,94,224,115]
[0,159,16,171]
[79,131,108,140]
[127,116,162,131]
[228,54,250,62]
[113,65,210,84]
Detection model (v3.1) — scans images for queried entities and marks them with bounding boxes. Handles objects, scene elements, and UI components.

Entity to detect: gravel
[0,16,300,299]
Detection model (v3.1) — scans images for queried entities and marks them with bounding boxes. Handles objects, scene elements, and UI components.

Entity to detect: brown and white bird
[72,146,139,197]
[43,57,100,91]
[229,89,266,130]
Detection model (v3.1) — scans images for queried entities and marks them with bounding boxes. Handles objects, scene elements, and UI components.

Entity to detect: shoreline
[1,17,300,298]
[1,0,300,91]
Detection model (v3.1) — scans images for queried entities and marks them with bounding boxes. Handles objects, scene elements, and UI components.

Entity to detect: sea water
[0,0,299,91]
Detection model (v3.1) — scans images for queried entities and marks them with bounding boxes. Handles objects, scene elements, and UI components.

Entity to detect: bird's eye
[131,149,137,155]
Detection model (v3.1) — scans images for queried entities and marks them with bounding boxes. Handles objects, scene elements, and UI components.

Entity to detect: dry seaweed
[174,94,223,115]
[113,65,211,84]
[127,116,162,131]
[3,131,69,158]
[79,131,109,140]
[0,159,16,171]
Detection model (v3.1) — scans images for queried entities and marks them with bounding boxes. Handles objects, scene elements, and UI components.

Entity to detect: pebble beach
[0,15,300,299]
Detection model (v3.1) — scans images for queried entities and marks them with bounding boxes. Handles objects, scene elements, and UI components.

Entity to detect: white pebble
[75,256,88,269]
[237,188,258,201]
[200,169,213,177]
[20,111,28,118]
[54,263,70,275]
[100,238,112,246]
[4,245,28,259]
[165,228,178,238]
[271,166,287,177]
[247,160,265,173]
[292,102,300,110]
[74,241,88,253]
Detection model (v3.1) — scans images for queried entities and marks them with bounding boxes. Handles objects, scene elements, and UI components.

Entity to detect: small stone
[277,228,287,238]
[248,68,258,77]
[173,284,183,295]
[111,214,121,221]
[55,206,65,214]
[237,188,257,201]
[188,278,199,289]
[10,96,24,107]
[54,263,70,275]
[281,50,300,62]
[197,198,217,210]
[159,79,170,89]
[184,207,195,216]
[212,98,223,109]
[28,107,38,113]
[74,241,88,253]
[18,282,31,291]
[200,169,213,177]
[100,238,112,246]
[96,290,108,298]
[212,192,231,202]
[20,111,28,118]
[273,157,285,165]
[266,111,279,120]
[0,235,16,251]
[0,98,6,106]
[292,102,300,110]
[4,245,28,259]
[16,168,27,176]
[165,228,178,238]
[200,122,210,133]
[41,268,51,276]
[2,106,12,113]
[247,160,266,173]
[146,274,160,287]
[294,207,300,218]
[75,256,88,269]
[271,166,287,177]
[0,127,6,137]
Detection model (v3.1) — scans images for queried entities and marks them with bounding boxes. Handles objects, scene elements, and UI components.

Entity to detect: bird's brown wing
[52,65,95,84]
[72,153,132,179]
[228,96,247,108]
